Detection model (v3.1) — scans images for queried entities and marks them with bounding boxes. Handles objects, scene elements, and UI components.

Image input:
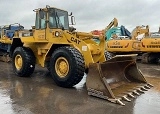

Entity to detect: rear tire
[12,47,35,77]
[50,46,85,88]
[141,53,157,64]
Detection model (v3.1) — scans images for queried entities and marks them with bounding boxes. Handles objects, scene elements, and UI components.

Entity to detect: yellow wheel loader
[9,6,152,105]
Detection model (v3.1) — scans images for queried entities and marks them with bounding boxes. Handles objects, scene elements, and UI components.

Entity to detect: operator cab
[18,6,76,41]
[35,6,75,30]
[27,6,76,41]
[106,26,131,41]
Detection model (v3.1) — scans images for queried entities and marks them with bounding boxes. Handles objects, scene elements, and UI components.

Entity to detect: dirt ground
[0,62,160,114]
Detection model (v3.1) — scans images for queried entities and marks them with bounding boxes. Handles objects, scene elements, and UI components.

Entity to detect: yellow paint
[140,37,160,52]
[55,57,69,78]
[15,54,23,70]
[19,28,106,68]
[106,40,141,52]
[103,18,118,35]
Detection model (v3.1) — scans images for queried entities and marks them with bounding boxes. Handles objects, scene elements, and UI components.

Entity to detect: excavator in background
[92,18,160,64]
[0,23,24,61]
[91,18,142,59]
[91,18,118,35]
[138,27,160,63]
[91,18,118,44]
[92,18,143,54]
[105,23,160,64]
[106,25,149,54]
[1,6,152,105]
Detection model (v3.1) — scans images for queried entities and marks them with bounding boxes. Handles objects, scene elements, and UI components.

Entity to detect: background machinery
[137,27,160,63]
[92,18,160,64]
[105,23,160,64]
[8,6,152,105]
[91,18,141,60]
[91,18,118,44]
[105,25,148,55]
[0,23,24,61]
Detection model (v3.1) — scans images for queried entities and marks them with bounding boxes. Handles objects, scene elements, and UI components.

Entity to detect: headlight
[55,31,59,37]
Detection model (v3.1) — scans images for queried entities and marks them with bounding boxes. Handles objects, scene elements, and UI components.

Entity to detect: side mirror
[32,26,35,29]
[69,12,72,16]
[69,26,76,32]
[71,16,76,25]
[39,10,45,19]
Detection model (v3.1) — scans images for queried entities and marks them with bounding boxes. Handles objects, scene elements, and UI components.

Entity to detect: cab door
[34,12,47,42]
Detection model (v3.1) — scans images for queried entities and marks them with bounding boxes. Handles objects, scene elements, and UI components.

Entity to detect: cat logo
[71,37,81,44]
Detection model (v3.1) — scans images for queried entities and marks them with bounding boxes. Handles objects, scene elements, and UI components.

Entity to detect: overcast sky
[0,0,159,32]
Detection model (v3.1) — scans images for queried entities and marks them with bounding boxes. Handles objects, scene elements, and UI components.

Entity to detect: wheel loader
[9,6,152,105]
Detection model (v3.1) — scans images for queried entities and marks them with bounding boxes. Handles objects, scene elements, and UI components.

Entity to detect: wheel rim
[15,54,23,70]
[55,57,69,78]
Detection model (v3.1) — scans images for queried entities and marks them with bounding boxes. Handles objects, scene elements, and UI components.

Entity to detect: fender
[10,38,23,57]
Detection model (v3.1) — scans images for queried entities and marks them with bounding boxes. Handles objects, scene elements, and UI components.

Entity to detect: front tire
[50,46,85,88]
[12,47,35,77]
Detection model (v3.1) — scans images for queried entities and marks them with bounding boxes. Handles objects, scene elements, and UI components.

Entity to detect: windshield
[106,27,122,40]
[49,8,69,30]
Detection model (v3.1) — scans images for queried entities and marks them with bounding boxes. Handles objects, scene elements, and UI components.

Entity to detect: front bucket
[86,55,153,105]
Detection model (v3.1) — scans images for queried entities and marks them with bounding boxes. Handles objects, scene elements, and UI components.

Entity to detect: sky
[0,0,160,32]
